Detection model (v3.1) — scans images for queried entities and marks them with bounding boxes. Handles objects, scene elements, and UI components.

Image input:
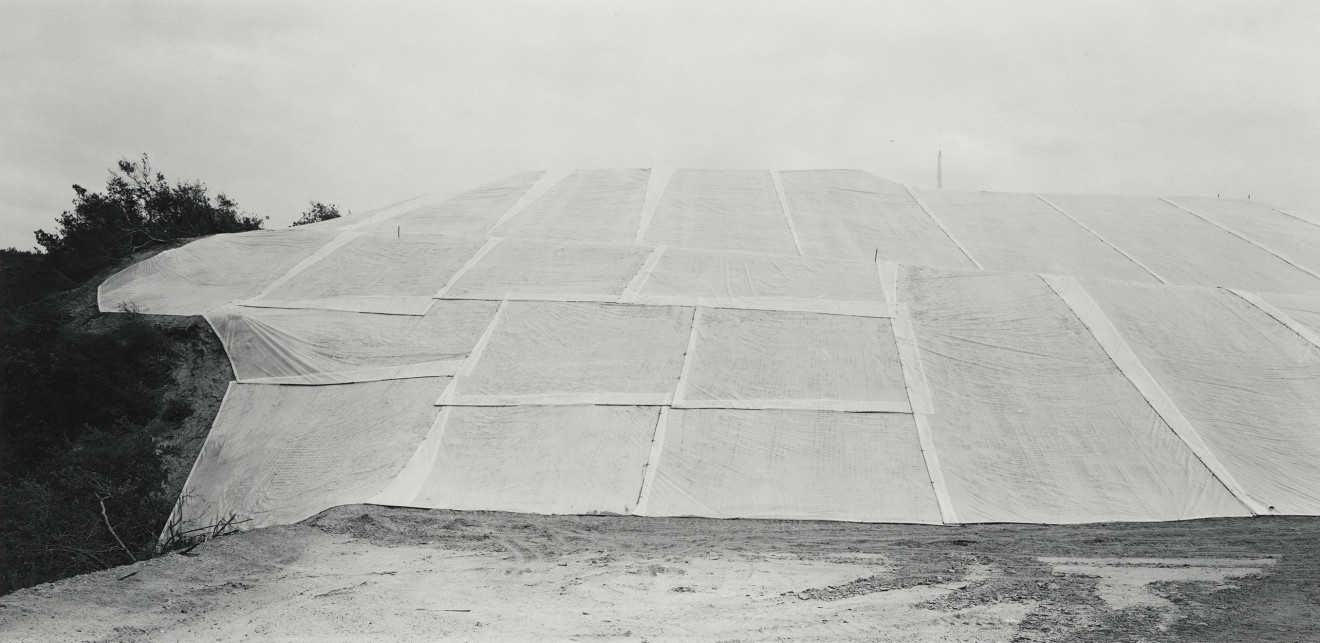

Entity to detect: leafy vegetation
[34,154,264,281]
[291,201,344,226]
[0,156,299,594]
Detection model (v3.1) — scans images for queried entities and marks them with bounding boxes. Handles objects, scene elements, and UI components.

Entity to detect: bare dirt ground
[2,505,1317,642]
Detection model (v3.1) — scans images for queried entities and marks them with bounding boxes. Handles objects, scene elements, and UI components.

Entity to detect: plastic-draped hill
[98,169,1320,532]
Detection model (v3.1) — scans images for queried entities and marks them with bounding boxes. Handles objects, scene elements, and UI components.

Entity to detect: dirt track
[2,505,1317,642]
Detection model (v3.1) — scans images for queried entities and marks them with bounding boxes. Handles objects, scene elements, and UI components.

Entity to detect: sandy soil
[2,505,1317,642]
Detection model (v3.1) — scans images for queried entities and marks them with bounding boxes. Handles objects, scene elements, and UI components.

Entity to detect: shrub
[291,201,343,226]
[34,154,264,281]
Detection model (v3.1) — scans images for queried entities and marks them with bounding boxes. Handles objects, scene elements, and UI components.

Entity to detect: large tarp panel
[442,301,693,406]
[641,169,799,255]
[492,169,650,245]
[627,247,890,317]
[370,171,543,237]
[207,300,499,385]
[172,378,443,531]
[1082,280,1320,514]
[1165,196,1320,278]
[780,170,976,267]
[640,408,943,523]
[248,233,486,315]
[98,229,336,315]
[384,405,655,515]
[677,308,910,412]
[1044,194,1320,293]
[439,238,651,302]
[915,189,1159,283]
[903,267,1247,523]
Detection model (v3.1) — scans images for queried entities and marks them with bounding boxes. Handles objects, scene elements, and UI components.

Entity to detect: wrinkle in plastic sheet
[628,247,891,317]
[403,405,658,515]
[915,189,1159,283]
[172,378,445,531]
[1082,279,1320,514]
[206,300,499,385]
[640,408,944,523]
[97,228,337,315]
[443,300,693,406]
[494,169,651,245]
[1042,194,1320,294]
[247,233,487,315]
[902,266,1247,523]
[777,170,975,267]
[677,308,910,412]
[641,169,799,255]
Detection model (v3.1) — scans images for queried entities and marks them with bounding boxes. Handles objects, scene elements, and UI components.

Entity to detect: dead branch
[97,493,137,563]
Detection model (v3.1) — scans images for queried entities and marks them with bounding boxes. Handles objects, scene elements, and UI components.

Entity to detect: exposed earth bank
[2,505,1318,642]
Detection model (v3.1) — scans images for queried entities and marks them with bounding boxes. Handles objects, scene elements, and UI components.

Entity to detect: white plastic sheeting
[641,169,799,255]
[493,169,651,245]
[1043,194,1320,294]
[206,300,499,385]
[247,232,486,315]
[778,170,975,267]
[625,246,891,317]
[1164,196,1320,279]
[675,308,910,412]
[1256,291,1320,340]
[371,171,543,237]
[375,405,656,515]
[98,228,336,315]
[99,168,1320,531]
[172,378,443,530]
[638,408,944,523]
[1081,279,1320,514]
[902,267,1248,523]
[438,238,652,302]
[439,300,694,406]
[914,189,1159,283]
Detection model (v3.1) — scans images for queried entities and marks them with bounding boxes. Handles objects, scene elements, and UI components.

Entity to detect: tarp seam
[672,399,912,413]
[633,406,670,515]
[902,184,984,270]
[877,260,898,318]
[771,170,805,257]
[245,231,363,304]
[367,406,453,507]
[1276,208,1320,230]
[1226,288,1320,350]
[1040,274,1265,516]
[435,299,508,405]
[635,168,673,245]
[442,393,675,406]
[1034,194,1169,284]
[487,170,571,235]
[342,194,433,231]
[619,245,667,303]
[1162,197,1320,284]
[432,236,505,299]
[670,308,703,407]
[889,290,956,524]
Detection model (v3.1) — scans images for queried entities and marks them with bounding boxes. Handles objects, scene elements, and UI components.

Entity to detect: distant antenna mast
[937,148,943,190]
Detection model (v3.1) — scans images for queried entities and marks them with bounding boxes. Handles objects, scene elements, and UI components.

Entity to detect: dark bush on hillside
[291,201,343,226]
[0,423,173,593]
[34,154,264,281]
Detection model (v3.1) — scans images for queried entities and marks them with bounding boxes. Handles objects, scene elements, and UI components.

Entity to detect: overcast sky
[2,0,1317,250]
